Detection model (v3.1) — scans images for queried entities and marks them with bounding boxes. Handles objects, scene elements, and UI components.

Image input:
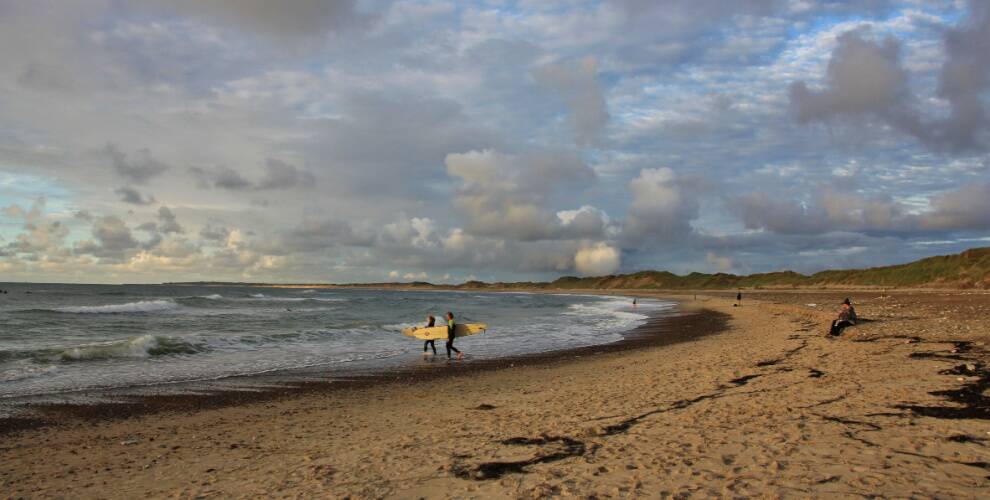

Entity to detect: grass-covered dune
[170,247,990,290]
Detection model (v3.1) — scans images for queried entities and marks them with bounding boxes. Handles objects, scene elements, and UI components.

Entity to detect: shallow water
[0,283,673,399]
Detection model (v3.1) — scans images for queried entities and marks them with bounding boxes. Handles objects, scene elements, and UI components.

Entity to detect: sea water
[0,283,674,400]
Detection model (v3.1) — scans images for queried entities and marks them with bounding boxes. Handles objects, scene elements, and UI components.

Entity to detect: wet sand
[3,291,990,498]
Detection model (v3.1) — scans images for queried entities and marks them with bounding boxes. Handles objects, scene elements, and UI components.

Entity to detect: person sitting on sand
[422,315,437,357]
[446,311,463,360]
[828,298,857,336]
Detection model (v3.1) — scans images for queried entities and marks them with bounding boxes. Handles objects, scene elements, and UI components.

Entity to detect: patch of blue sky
[0,170,81,241]
[0,170,74,213]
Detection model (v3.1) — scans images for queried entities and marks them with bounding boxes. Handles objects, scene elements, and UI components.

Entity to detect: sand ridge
[3,292,990,498]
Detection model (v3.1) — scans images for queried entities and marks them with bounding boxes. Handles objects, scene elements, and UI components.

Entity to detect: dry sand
[3,291,990,498]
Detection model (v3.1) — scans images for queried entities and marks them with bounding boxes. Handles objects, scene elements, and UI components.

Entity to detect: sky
[1,0,989,284]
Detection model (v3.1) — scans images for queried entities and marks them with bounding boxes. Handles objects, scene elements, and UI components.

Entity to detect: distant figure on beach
[632,297,637,308]
[446,311,463,360]
[828,298,858,337]
[422,315,437,357]
[736,291,742,306]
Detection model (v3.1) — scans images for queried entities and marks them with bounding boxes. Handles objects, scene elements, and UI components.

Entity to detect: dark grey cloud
[933,0,990,151]
[189,160,314,191]
[256,159,316,190]
[199,223,231,242]
[189,166,254,191]
[74,215,140,261]
[790,30,925,142]
[792,4,990,152]
[115,186,156,205]
[103,144,170,184]
[157,206,184,234]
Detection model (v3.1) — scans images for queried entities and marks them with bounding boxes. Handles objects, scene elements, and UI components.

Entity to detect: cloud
[621,167,699,245]
[189,159,315,191]
[145,0,373,40]
[74,215,140,262]
[279,218,375,252]
[157,206,184,234]
[933,0,990,151]
[2,198,69,255]
[557,205,612,240]
[199,223,231,242]
[445,149,597,241]
[729,189,903,235]
[534,57,610,145]
[189,166,254,190]
[792,8,990,152]
[918,183,990,231]
[115,186,156,205]
[730,181,990,236]
[256,159,316,190]
[574,242,621,276]
[789,29,925,140]
[103,144,170,184]
[2,1,988,283]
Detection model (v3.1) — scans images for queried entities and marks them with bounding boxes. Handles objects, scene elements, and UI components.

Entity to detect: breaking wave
[54,300,179,314]
[57,335,206,361]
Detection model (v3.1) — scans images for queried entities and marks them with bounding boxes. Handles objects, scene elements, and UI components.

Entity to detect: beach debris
[451,435,586,480]
[473,404,497,411]
[119,440,138,446]
[728,374,761,387]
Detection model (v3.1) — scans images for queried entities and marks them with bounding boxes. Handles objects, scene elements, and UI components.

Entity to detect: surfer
[446,311,463,360]
[422,315,437,357]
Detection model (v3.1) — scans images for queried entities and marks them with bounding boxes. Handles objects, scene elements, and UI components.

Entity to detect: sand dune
[3,291,990,498]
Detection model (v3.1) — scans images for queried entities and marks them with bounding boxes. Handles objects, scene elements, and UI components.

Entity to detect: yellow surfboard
[402,323,487,341]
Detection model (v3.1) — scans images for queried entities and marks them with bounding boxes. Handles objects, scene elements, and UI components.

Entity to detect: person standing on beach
[422,315,437,357]
[736,291,742,306]
[445,311,463,360]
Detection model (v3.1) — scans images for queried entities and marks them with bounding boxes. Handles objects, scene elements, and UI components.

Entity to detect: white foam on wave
[60,335,158,360]
[56,300,178,314]
[58,334,202,361]
[564,297,654,331]
[250,293,267,298]
[201,294,224,300]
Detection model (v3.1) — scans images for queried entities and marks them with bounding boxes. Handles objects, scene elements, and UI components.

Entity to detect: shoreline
[0,301,727,435]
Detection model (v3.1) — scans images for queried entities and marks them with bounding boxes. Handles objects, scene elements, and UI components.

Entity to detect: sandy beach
[3,290,990,498]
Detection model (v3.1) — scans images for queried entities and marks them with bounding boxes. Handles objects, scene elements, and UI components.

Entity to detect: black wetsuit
[423,318,436,354]
[446,318,460,358]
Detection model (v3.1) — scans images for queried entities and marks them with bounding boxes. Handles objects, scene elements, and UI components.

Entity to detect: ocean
[0,283,673,405]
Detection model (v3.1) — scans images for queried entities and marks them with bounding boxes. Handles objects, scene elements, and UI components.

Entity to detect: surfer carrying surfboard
[446,311,463,360]
[422,315,437,357]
